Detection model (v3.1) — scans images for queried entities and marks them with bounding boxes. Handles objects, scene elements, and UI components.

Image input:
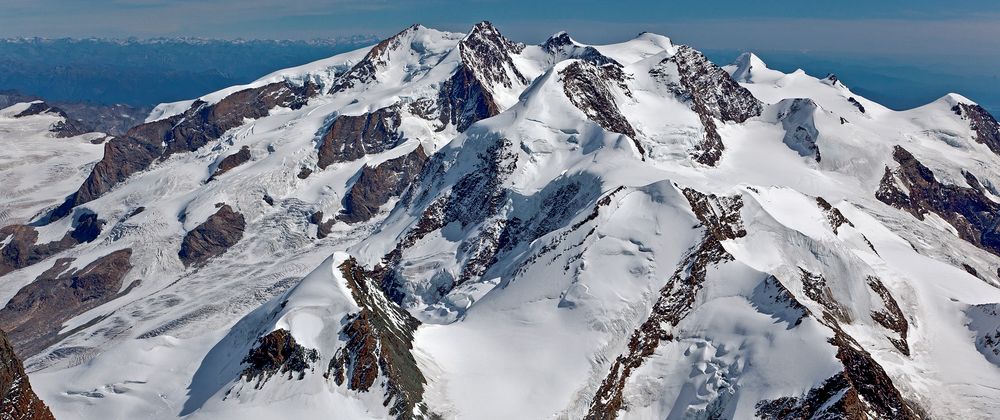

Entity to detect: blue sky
[2,0,998,111]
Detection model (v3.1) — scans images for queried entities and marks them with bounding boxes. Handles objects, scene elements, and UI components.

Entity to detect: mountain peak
[729,52,767,82]
[542,31,575,51]
[939,92,975,107]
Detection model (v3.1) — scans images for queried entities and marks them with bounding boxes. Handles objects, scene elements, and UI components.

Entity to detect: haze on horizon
[2,0,998,112]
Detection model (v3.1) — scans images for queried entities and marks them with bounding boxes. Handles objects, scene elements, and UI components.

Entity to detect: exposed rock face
[208,145,251,181]
[653,46,762,165]
[52,81,315,220]
[560,61,642,155]
[339,146,429,223]
[381,138,519,300]
[867,276,910,355]
[0,249,134,357]
[437,64,500,132]
[327,258,429,419]
[437,21,524,132]
[330,25,422,93]
[586,235,734,420]
[953,103,1000,155]
[967,303,1000,367]
[317,105,403,169]
[541,32,617,66]
[816,197,853,234]
[800,268,852,323]
[876,145,1000,256]
[776,98,821,161]
[69,212,105,243]
[13,101,91,138]
[586,190,746,419]
[457,21,526,92]
[848,97,866,114]
[753,299,920,419]
[0,213,106,276]
[240,329,319,387]
[178,205,246,267]
[0,328,55,420]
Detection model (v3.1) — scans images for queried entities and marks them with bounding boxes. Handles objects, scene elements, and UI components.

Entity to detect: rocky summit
[2,21,1000,419]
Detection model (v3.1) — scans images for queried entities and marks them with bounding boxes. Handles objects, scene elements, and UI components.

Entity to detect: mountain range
[2,21,1000,419]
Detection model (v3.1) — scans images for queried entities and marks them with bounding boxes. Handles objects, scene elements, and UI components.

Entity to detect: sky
[2,0,998,110]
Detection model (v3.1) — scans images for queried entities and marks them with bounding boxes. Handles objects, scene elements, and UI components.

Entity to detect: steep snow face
[4,22,1000,420]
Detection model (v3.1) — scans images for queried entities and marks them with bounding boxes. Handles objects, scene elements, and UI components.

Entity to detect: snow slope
[1,22,999,419]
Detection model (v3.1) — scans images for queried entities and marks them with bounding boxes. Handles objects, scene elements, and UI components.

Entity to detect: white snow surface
[0,23,998,419]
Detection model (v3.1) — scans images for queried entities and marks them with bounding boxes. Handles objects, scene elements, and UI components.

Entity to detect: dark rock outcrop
[178,205,246,267]
[457,21,526,92]
[339,147,429,223]
[14,101,91,138]
[586,190,746,419]
[876,145,1000,256]
[541,32,617,66]
[330,25,422,93]
[0,328,55,420]
[317,105,403,169]
[816,197,853,234]
[866,276,909,355]
[437,63,501,133]
[327,258,430,419]
[652,46,762,166]
[240,329,319,386]
[848,97,866,114]
[309,211,335,240]
[0,213,106,276]
[437,21,524,132]
[560,61,642,155]
[0,249,134,357]
[585,235,734,420]
[51,81,315,221]
[953,103,1000,155]
[208,145,251,181]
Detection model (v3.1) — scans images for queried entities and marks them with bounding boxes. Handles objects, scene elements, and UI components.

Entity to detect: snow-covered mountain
[2,21,1000,419]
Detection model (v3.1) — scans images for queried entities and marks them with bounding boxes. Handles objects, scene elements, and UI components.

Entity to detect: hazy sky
[3,0,999,56]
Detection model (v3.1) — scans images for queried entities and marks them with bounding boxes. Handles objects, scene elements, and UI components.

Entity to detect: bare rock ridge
[327,258,429,419]
[13,100,92,138]
[240,329,319,386]
[339,146,429,223]
[208,146,252,181]
[876,145,1000,256]
[953,102,1000,155]
[437,21,524,132]
[178,205,246,267]
[0,249,134,357]
[560,60,643,156]
[379,137,520,301]
[756,329,922,419]
[0,213,106,276]
[541,32,617,66]
[654,45,762,165]
[586,189,746,419]
[317,105,403,169]
[457,21,526,92]
[0,328,55,420]
[50,80,316,221]
[330,25,423,93]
